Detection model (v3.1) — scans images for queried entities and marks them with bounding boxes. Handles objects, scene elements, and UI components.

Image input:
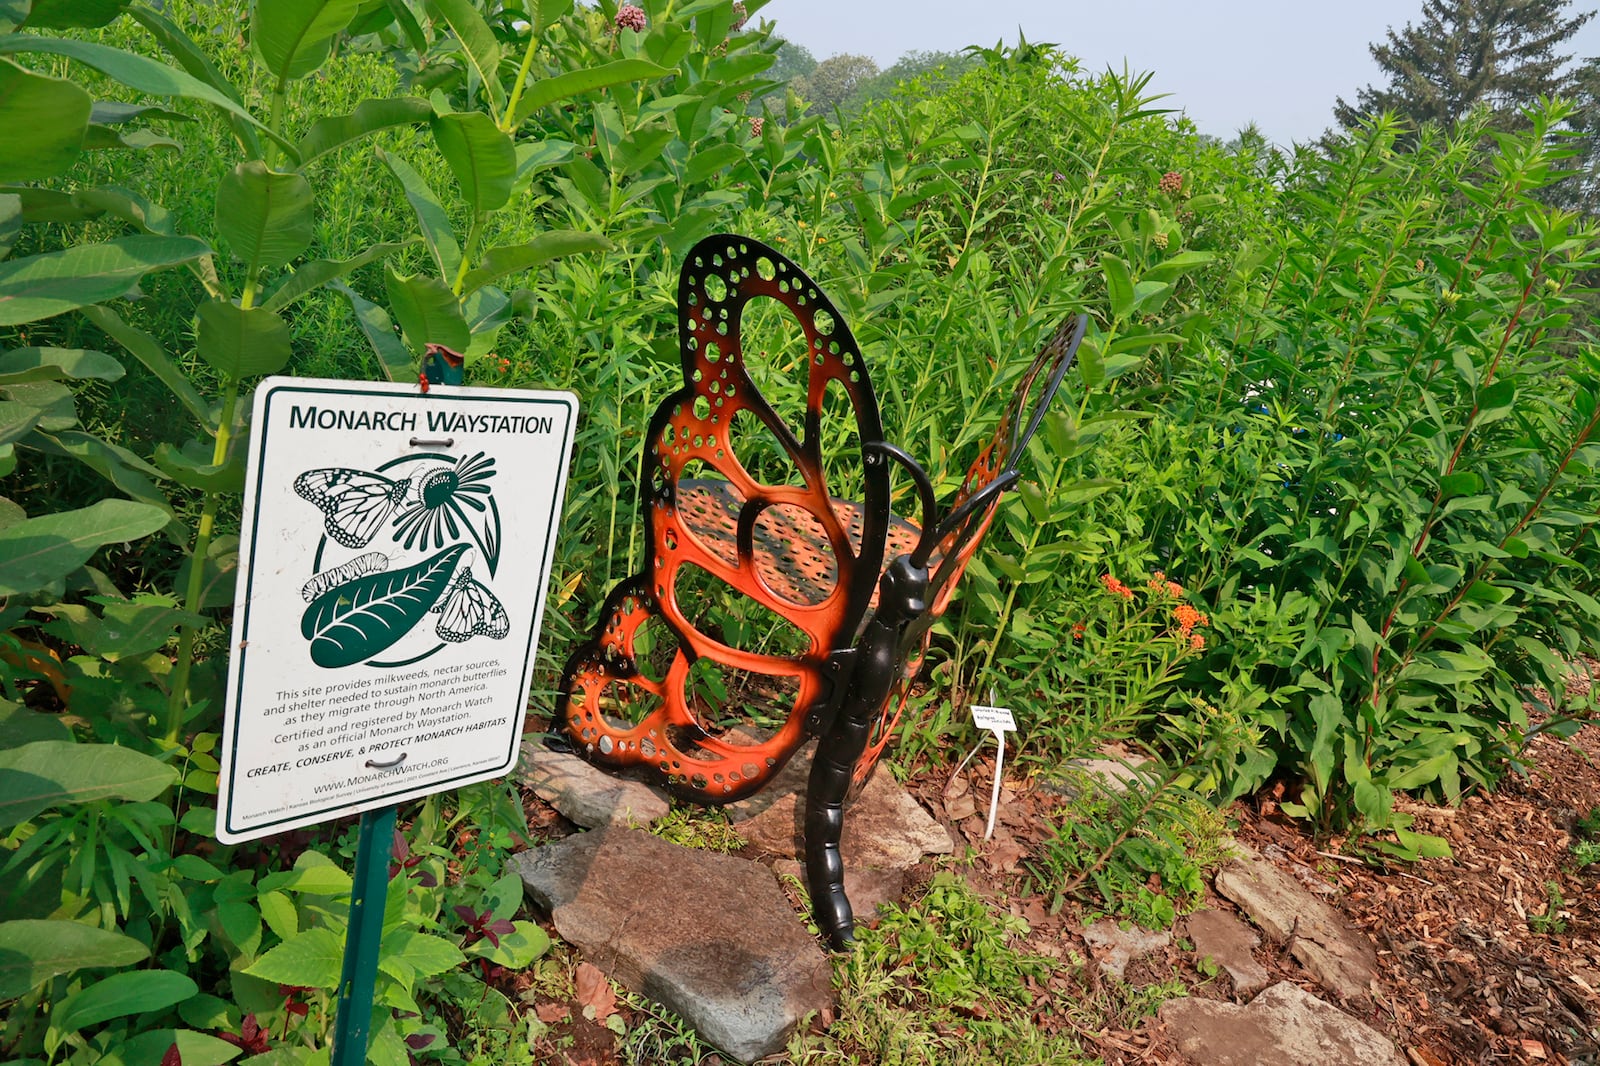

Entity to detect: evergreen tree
[1335,0,1592,131]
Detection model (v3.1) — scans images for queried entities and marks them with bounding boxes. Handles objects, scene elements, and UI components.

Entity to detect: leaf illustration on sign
[431,556,509,643]
[300,544,468,668]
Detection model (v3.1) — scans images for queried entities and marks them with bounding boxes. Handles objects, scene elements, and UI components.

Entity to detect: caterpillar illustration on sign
[300,552,391,601]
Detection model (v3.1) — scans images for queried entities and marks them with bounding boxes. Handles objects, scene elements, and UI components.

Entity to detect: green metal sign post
[329,804,397,1066]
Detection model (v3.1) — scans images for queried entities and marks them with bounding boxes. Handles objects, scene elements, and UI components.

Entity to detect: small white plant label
[971,704,1017,733]
[969,702,1018,840]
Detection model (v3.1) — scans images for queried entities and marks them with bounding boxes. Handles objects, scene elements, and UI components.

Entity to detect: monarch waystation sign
[216,377,577,843]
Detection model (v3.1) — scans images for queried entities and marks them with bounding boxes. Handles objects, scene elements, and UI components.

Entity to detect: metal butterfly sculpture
[557,235,1086,949]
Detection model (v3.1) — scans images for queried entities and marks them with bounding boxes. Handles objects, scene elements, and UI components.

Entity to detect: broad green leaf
[0,701,73,746]
[431,0,505,117]
[0,235,209,326]
[106,1029,243,1066]
[0,192,18,259]
[79,304,212,427]
[1142,250,1214,283]
[257,890,297,940]
[384,267,468,354]
[1438,471,1482,499]
[82,123,179,152]
[1102,255,1134,319]
[0,37,291,157]
[376,147,459,278]
[513,138,576,186]
[52,969,197,1032]
[261,240,416,314]
[683,142,745,185]
[0,399,42,445]
[243,927,344,989]
[154,439,244,492]
[252,0,362,82]
[295,96,432,164]
[0,740,177,828]
[21,0,126,28]
[330,280,412,382]
[430,111,514,214]
[70,185,176,236]
[195,299,292,381]
[385,929,465,976]
[0,347,123,384]
[0,58,92,180]
[534,0,575,34]
[274,860,352,896]
[0,919,149,999]
[1476,379,1516,425]
[301,544,466,667]
[0,499,169,596]
[215,161,314,272]
[512,59,670,125]
[459,231,610,294]
[463,921,549,968]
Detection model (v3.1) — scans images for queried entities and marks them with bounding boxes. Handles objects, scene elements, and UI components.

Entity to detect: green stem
[265,79,288,167]
[164,378,241,742]
[452,214,486,296]
[501,30,542,133]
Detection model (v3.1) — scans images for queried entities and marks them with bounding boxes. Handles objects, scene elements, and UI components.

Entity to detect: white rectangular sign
[970,704,1017,733]
[216,377,578,843]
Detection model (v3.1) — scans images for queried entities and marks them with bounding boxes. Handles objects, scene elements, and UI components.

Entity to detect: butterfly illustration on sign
[293,451,499,568]
[293,450,504,669]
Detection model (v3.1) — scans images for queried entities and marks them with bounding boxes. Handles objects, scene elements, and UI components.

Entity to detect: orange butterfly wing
[558,236,894,801]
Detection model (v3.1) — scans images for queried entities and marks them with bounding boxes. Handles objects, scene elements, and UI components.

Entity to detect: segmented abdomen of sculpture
[560,236,889,803]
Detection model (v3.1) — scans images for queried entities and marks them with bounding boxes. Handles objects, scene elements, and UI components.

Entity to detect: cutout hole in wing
[674,460,741,567]
[680,658,804,738]
[817,376,868,545]
[567,673,661,737]
[672,561,813,658]
[737,294,813,444]
[724,408,801,488]
[751,501,840,606]
[628,612,681,684]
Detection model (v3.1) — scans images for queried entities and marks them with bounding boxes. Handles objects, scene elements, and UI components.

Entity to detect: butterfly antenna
[863,442,939,567]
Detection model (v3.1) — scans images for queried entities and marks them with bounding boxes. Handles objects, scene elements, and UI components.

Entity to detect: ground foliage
[3,1,1600,1063]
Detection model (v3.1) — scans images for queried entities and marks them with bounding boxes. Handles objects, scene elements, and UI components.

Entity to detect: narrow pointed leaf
[79,304,211,426]
[0,37,291,158]
[377,147,459,278]
[330,280,412,382]
[430,0,505,117]
[0,739,178,827]
[261,240,416,314]
[52,970,197,1032]
[459,231,610,294]
[512,59,670,125]
[0,920,149,999]
[295,96,432,164]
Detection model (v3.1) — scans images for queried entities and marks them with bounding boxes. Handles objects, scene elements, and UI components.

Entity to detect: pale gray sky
[760,0,1600,145]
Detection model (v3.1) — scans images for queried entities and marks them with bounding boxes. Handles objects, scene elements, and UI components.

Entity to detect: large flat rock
[1214,845,1378,1004]
[511,827,831,1062]
[1160,981,1406,1066]
[516,737,669,829]
[1184,908,1270,997]
[736,752,953,870]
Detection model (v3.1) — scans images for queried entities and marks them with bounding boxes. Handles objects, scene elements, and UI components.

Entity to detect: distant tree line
[1336,0,1600,212]
[763,40,977,114]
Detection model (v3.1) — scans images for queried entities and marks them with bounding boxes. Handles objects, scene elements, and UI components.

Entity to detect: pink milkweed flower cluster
[615,4,646,32]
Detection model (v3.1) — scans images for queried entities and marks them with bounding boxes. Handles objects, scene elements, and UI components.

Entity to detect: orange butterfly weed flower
[1071,622,1086,640]
[1100,574,1134,600]
[1173,603,1210,639]
[1148,570,1185,598]
[1190,632,1205,651]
